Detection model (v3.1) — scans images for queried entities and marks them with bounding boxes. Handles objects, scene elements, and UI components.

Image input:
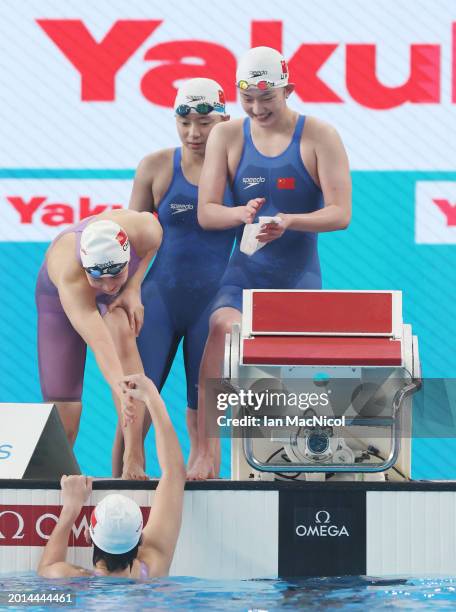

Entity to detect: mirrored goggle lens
[85,262,127,277]
[175,103,214,116]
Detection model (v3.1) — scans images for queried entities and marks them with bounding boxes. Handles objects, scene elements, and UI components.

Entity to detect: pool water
[1,575,456,610]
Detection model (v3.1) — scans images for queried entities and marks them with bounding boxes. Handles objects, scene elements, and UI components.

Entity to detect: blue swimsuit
[211,115,323,313]
[138,148,234,409]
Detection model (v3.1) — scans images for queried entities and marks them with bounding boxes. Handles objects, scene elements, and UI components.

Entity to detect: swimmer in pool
[35,209,162,479]
[37,374,185,579]
[188,47,352,479]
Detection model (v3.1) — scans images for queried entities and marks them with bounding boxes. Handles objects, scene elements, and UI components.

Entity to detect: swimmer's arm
[283,123,352,233]
[198,125,245,229]
[38,509,90,578]
[56,279,125,390]
[123,212,163,292]
[130,378,185,575]
[129,156,157,213]
[38,477,93,579]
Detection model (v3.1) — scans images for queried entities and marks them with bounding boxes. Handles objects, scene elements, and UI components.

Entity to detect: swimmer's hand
[117,380,136,426]
[120,374,158,421]
[256,213,289,243]
[108,288,144,336]
[60,475,93,510]
[236,198,265,224]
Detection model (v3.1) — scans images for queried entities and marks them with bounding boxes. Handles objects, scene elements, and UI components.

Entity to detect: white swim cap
[236,46,289,90]
[89,494,143,554]
[174,77,226,116]
[80,220,130,272]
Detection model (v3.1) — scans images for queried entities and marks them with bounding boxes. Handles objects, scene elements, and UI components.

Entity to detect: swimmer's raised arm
[121,374,185,576]
[198,123,264,229]
[38,476,93,578]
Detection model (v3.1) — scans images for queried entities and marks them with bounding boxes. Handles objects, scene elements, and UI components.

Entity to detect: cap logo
[90,511,97,528]
[249,70,268,78]
[281,60,288,75]
[218,89,225,104]
[186,95,205,102]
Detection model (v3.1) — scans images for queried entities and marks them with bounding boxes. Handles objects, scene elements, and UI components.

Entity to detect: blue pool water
[1,575,456,610]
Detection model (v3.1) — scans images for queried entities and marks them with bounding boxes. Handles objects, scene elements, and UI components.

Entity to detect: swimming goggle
[85,261,128,278]
[175,103,224,116]
[237,80,276,91]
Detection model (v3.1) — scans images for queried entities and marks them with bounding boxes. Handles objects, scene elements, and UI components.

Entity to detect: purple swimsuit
[35,217,140,402]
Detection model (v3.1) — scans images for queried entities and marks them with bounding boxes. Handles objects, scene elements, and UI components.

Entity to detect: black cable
[264,446,301,479]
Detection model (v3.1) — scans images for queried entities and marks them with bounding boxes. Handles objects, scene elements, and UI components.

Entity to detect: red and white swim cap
[80,220,130,270]
[89,494,143,554]
[236,46,289,91]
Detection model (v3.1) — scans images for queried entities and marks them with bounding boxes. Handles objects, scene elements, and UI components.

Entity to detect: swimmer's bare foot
[186,455,217,480]
[122,455,149,480]
[186,442,199,474]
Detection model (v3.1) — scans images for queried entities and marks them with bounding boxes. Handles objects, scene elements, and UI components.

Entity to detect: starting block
[223,290,421,481]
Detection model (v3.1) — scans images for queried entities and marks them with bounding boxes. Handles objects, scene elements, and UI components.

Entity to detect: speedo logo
[170,203,194,214]
[243,177,266,190]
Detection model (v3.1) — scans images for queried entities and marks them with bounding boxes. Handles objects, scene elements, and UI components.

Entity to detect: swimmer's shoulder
[302,115,344,147]
[47,232,82,286]
[210,118,244,146]
[104,210,162,255]
[135,147,175,184]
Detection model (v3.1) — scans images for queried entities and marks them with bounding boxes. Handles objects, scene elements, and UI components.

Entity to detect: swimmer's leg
[37,307,86,447]
[187,289,242,480]
[111,409,152,477]
[114,281,180,477]
[183,300,217,472]
[104,307,148,480]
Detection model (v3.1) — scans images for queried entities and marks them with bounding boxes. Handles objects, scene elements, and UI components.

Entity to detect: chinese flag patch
[115,230,128,247]
[277,177,295,190]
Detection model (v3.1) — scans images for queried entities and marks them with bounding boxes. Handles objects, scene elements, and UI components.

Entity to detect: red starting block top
[240,290,404,366]
[245,290,401,336]
[242,336,402,366]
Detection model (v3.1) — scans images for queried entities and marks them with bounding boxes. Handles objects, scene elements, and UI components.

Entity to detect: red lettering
[37,19,161,101]
[433,199,456,226]
[251,21,282,51]
[141,41,237,106]
[346,44,440,109]
[79,197,122,219]
[289,44,342,102]
[41,204,74,226]
[7,196,46,223]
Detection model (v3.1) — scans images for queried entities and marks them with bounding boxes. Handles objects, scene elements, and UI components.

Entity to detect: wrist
[280,213,292,229]
[60,504,81,521]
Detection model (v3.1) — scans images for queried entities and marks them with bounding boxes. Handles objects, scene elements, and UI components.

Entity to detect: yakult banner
[0,0,455,170]
[0,179,131,241]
